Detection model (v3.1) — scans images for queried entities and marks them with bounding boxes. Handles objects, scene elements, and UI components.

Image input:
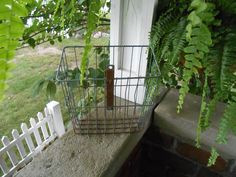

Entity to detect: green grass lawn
[0,37,109,138]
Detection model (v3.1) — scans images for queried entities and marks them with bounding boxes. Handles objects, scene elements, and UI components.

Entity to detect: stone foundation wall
[116,127,235,177]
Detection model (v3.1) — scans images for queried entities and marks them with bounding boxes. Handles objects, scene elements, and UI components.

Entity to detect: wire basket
[56,45,158,134]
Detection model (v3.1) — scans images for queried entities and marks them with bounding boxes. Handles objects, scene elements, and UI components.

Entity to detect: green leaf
[50,40,55,45]
[99,59,109,71]
[0,24,9,35]
[207,148,219,167]
[46,81,57,99]
[192,59,202,68]
[95,47,103,54]
[184,46,197,53]
[72,67,81,80]
[28,38,35,48]
[78,0,86,5]
[88,68,103,78]
[0,6,11,19]
[80,1,102,84]
[0,49,15,60]
[58,36,62,42]
[190,0,201,9]
[192,25,212,45]
[196,42,209,53]
[188,11,202,26]
[12,1,28,16]
[100,53,109,60]
[32,80,45,96]
[186,24,192,41]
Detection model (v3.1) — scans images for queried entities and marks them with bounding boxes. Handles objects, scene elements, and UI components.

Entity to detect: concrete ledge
[13,87,170,177]
[14,130,144,177]
[154,88,236,160]
[13,98,160,177]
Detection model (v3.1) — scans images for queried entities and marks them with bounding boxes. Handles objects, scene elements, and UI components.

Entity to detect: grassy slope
[0,37,109,138]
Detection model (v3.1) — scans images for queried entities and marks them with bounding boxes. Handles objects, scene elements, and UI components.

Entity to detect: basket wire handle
[105,65,114,110]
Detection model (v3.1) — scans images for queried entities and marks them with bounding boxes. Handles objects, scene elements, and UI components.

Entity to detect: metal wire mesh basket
[56,45,158,134]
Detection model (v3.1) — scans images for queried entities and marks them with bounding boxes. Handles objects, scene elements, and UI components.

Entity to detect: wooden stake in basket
[105,65,114,110]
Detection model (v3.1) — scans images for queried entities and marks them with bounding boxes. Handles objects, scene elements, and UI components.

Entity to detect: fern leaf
[196,74,208,148]
[169,18,187,65]
[217,0,236,15]
[208,147,219,166]
[178,0,215,112]
[0,0,28,100]
[216,116,229,144]
[149,8,176,62]
[203,96,218,128]
[206,29,236,144]
[80,1,102,84]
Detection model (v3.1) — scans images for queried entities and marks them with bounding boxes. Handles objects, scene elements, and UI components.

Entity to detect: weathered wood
[105,65,114,110]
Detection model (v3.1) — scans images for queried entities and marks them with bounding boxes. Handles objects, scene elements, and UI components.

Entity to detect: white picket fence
[0,101,65,177]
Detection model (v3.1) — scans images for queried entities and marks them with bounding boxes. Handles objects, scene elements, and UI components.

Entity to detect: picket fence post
[47,101,65,138]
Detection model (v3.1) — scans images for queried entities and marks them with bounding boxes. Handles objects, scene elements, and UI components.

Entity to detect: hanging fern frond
[205,30,236,144]
[208,147,219,167]
[196,74,208,148]
[69,0,76,22]
[148,0,236,166]
[217,0,236,15]
[53,0,66,34]
[80,1,102,84]
[228,96,236,133]
[147,8,187,102]
[149,8,176,62]
[0,0,28,100]
[169,18,187,65]
[177,0,216,112]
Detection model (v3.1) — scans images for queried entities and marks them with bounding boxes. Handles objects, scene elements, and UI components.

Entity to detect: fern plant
[178,0,216,112]
[149,0,236,166]
[0,0,28,100]
[211,30,236,144]
[80,1,103,84]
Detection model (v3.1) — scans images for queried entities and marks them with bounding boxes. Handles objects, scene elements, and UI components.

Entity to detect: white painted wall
[110,0,158,104]
[110,0,158,45]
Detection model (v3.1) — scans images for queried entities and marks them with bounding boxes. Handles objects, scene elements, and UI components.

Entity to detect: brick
[227,159,236,174]
[142,145,197,175]
[176,142,227,172]
[197,167,223,177]
[166,169,190,177]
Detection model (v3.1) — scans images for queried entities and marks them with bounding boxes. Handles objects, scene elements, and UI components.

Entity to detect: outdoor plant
[1,0,235,167]
[149,0,236,165]
[0,0,109,100]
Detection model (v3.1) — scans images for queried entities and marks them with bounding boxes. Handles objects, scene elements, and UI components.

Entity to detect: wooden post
[105,65,114,110]
[47,101,65,138]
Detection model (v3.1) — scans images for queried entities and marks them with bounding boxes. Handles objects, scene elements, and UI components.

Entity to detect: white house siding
[110,0,158,104]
